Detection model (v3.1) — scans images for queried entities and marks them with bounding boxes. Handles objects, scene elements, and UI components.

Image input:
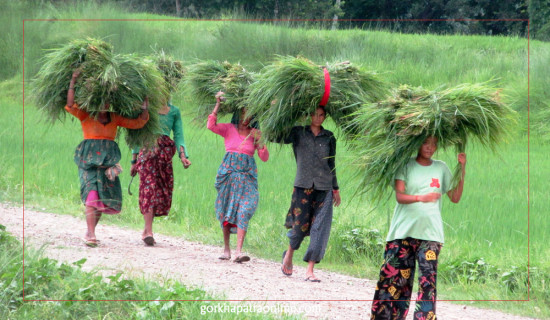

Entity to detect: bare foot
[85,231,97,242]
[281,250,293,276]
[219,249,231,260]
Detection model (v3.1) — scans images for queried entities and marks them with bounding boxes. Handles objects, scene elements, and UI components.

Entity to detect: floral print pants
[371,238,442,320]
[284,187,333,263]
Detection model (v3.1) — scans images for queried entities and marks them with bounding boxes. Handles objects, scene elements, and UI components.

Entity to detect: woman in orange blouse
[66,70,149,247]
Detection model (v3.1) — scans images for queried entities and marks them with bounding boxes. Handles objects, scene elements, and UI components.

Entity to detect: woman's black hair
[311,105,327,116]
[231,110,259,129]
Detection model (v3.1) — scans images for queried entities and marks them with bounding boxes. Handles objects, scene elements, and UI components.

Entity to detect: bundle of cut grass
[244,55,387,142]
[346,83,517,204]
[185,60,255,119]
[154,50,185,94]
[111,54,167,148]
[31,38,114,121]
[75,54,165,116]
[32,38,167,148]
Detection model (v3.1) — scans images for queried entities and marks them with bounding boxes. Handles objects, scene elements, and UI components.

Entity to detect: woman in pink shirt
[207,92,269,263]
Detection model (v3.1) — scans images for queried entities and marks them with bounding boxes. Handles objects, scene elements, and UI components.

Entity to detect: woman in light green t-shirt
[371,136,466,320]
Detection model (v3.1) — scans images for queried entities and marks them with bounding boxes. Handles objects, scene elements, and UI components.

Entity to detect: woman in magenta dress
[207,92,269,263]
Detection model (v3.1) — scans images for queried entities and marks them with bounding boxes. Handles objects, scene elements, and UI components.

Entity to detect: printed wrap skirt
[74,139,122,212]
[136,135,176,217]
[214,152,259,231]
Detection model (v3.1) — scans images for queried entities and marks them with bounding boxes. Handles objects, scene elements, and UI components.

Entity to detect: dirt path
[0,202,537,320]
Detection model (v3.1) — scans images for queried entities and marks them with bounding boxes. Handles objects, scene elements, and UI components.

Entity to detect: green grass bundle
[154,50,185,94]
[185,60,254,119]
[31,38,168,148]
[31,38,114,121]
[245,55,387,142]
[109,54,167,148]
[73,53,167,121]
[346,83,517,203]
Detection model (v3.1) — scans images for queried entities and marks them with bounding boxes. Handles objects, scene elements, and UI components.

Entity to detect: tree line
[33,0,550,40]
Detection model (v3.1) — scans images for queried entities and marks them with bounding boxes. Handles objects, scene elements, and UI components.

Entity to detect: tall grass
[0,1,547,318]
[9,2,542,116]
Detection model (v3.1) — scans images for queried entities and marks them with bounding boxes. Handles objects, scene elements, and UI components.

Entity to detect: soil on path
[0,203,537,320]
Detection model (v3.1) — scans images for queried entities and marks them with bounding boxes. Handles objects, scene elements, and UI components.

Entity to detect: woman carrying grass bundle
[66,70,149,248]
[370,136,466,320]
[129,53,190,246]
[280,106,342,283]
[130,102,191,246]
[208,92,269,263]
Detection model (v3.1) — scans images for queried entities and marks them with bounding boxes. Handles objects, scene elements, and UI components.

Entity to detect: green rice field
[1,1,549,318]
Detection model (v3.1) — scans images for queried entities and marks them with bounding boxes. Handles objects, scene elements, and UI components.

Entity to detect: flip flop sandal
[234,255,250,263]
[304,276,321,283]
[281,250,293,276]
[218,255,231,260]
[143,236,155,246]
[84,239,99,248]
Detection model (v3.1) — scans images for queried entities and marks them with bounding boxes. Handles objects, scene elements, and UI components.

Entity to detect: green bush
[339,227,385,262]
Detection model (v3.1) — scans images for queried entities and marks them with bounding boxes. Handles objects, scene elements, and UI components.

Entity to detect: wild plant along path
[0,203,536,320]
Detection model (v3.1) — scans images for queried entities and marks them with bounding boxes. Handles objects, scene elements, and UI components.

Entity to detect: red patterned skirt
[136,135,176,216]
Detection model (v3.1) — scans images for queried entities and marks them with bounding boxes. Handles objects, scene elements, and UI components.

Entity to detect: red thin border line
[21,18,530,304]
[22,18,26,301]
[24,18,528,22]
[23,299,531,302]
[527,19,531,302]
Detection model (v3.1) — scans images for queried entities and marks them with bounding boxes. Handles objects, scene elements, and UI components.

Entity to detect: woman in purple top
[207,92,269,263]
